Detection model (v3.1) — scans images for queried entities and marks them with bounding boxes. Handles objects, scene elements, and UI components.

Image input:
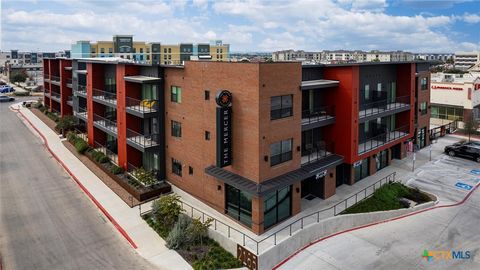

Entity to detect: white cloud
[463,13,480,23]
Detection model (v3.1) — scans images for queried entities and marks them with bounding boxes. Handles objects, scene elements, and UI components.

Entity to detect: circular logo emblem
[216,90,232,107]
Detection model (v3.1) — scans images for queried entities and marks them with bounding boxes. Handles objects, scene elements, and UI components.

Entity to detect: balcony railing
[358,125,410,154]
[92,88,117,106]
[51,91,61,101]
[127,162,160,180]
[93,114,117,134]
[359,95,410,118]
[66,78,72,88]
[74,107,88,121]
[44,75,50,82]
[67,96,73,106]
[301,105,335,125]
[94,141,118,165]
[76,85,87,96]
[301,141,335,165]
[50,75,60,84]
[44,89,50,97]
[126,96,158,114]
[126,128,160,148]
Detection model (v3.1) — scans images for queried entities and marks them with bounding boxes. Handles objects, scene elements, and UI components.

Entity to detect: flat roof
[302,60,440,68]
[124,75,162,83]
[301,79,339,90]
[205,154,343,196]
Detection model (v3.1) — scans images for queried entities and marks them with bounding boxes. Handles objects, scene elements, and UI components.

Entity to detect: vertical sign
[237,245,258,270]
[216,90,232,167]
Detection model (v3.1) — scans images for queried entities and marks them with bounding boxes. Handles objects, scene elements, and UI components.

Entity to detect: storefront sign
[432,85,463,91]
[216,90,232,167]
[353,160,362,167]
[316,170,327,179]
[237,245,258,270]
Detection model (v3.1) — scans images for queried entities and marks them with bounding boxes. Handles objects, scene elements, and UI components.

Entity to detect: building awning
[301,79,339,90]
[124,75,162,84]
[64,66,73,71]
[205,154,343,196]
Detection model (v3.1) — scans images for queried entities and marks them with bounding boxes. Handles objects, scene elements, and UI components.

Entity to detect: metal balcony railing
[74,107,88,120]
[66,78,72,88]
[126,96,158,114]
[50,75,60,83]
[301,105,335,125]
[51,91,61,100]
[126,128,160,148]
[93,114,117,134]
[76,85,87,96]
[92,88,117,105]
[67,96,73,106]
[94,141,118,165]
[301,141,335,165]
[359,95,410,118]
[44,75,50,82]
[358,125,410,154]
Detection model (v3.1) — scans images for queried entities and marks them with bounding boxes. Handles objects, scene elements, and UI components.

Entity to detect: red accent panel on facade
[93,126,107,145]
[125,81,141,99]
[86,63,95,146]
[126,114,142,133]
[396,63,415,135]
[126,145,142,168]
[59,59,72,117]
[323,66,358,164]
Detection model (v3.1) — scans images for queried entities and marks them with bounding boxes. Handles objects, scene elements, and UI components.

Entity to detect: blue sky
[1,0,479,53]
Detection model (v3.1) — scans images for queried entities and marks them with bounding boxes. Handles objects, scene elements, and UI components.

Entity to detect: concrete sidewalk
[10,103,191,270]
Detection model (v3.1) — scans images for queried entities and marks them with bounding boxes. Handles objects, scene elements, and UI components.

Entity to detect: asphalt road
[278,153,480,270]
[0,99,155,270]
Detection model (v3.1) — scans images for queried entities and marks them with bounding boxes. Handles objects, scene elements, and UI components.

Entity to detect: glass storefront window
[354,158,369,182]
[226,185,252,227]
[264,185,292,229]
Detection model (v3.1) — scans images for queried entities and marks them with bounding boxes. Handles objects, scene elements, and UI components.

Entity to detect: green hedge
[111,165,124,175]
[75,139,89,154]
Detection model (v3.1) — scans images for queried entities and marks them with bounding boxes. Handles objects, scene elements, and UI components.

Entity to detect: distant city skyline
[1,0,479,53]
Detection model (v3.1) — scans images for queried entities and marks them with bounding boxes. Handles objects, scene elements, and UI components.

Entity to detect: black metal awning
[205,154,343,196]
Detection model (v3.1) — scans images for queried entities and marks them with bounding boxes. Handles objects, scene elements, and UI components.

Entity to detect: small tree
[463,115,478,142]
[11,72,27,83]
[187,217,213,247]
[55,116,77,134]
[152,194,184,229]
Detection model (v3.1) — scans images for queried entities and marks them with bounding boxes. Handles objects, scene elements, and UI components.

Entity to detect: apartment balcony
[94,141,118,165]
[301,105,335,131]
[74,107,88,121]
[358,125,410,154]
[66,78,72,88]
[44,89,50,98]
[67,96,73,106]
[93,114,117,136]
[126,128,160,152]
[92,88,117,107]
[44,75,50,83]
[50,75,61,86]
[50,91,61,103]
[75,85,87,97]
[301,141,335,165]
[125,97,159,118]
[359,94,410,122]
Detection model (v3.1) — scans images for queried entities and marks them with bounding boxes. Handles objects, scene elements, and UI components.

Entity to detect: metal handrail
[140,172,396,255]
[76,85,87,95]
[301,105,335,125]
[359,95,410,118]
[301,141,335,164]
[94,141,118,164]
[358,125,410,154]
[50,75,60,82]
[126,96,158,113]
[51,91,60,99]
[92,88,117,102]
[93,114,117,132]
[126,128,159,148]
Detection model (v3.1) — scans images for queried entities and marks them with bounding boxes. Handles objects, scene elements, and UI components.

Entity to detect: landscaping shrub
[111,165,124,175]
[166,214,192,250]
[152,194,183,229]
[132,167,157,186]
[66,131,77,143]
[33,101,43,109]
[191,241,243,270]
[55,116,77,134]
[14,91,30,96]
[75,139,89,154]
[186,217,213,247]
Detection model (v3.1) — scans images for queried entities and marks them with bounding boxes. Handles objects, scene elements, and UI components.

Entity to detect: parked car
[445,143,480,162]
[0,80,6,85]
[0,95,15,102]
[0,86,14,93]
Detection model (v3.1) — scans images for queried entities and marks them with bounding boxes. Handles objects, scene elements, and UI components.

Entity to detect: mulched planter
[75,142,171,202]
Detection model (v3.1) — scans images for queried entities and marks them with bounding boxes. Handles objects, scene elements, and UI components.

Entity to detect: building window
[140,48,144,53]
[420,102,427,115]
[354,158,369,182]
[171,120,182,137]
[189,166,193,175]
[204,90,210,100]
[270,95,293,120]
[264,185,292,229]
[100,48,105,53]
[205,131,210,140]
[168,48,172,53]
[270,139,293,166]
[164,48,167,53]
[109,48,113,53]
[421,77,428,90]
[225,184,252,227]
[431,105,463,121]
[171,86,182,103]
[172,158,182,176]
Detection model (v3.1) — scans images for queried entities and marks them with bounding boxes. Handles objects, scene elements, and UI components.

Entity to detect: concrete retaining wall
[258,200,437,270]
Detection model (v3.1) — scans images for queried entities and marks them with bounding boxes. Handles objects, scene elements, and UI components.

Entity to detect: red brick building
[43,58,431,234]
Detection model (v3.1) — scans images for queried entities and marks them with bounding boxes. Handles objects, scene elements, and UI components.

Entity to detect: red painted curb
[273,178,479,269]
[13,107,138,249]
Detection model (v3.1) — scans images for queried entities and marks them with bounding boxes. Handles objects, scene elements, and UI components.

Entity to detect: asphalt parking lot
[278,139,480,270]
